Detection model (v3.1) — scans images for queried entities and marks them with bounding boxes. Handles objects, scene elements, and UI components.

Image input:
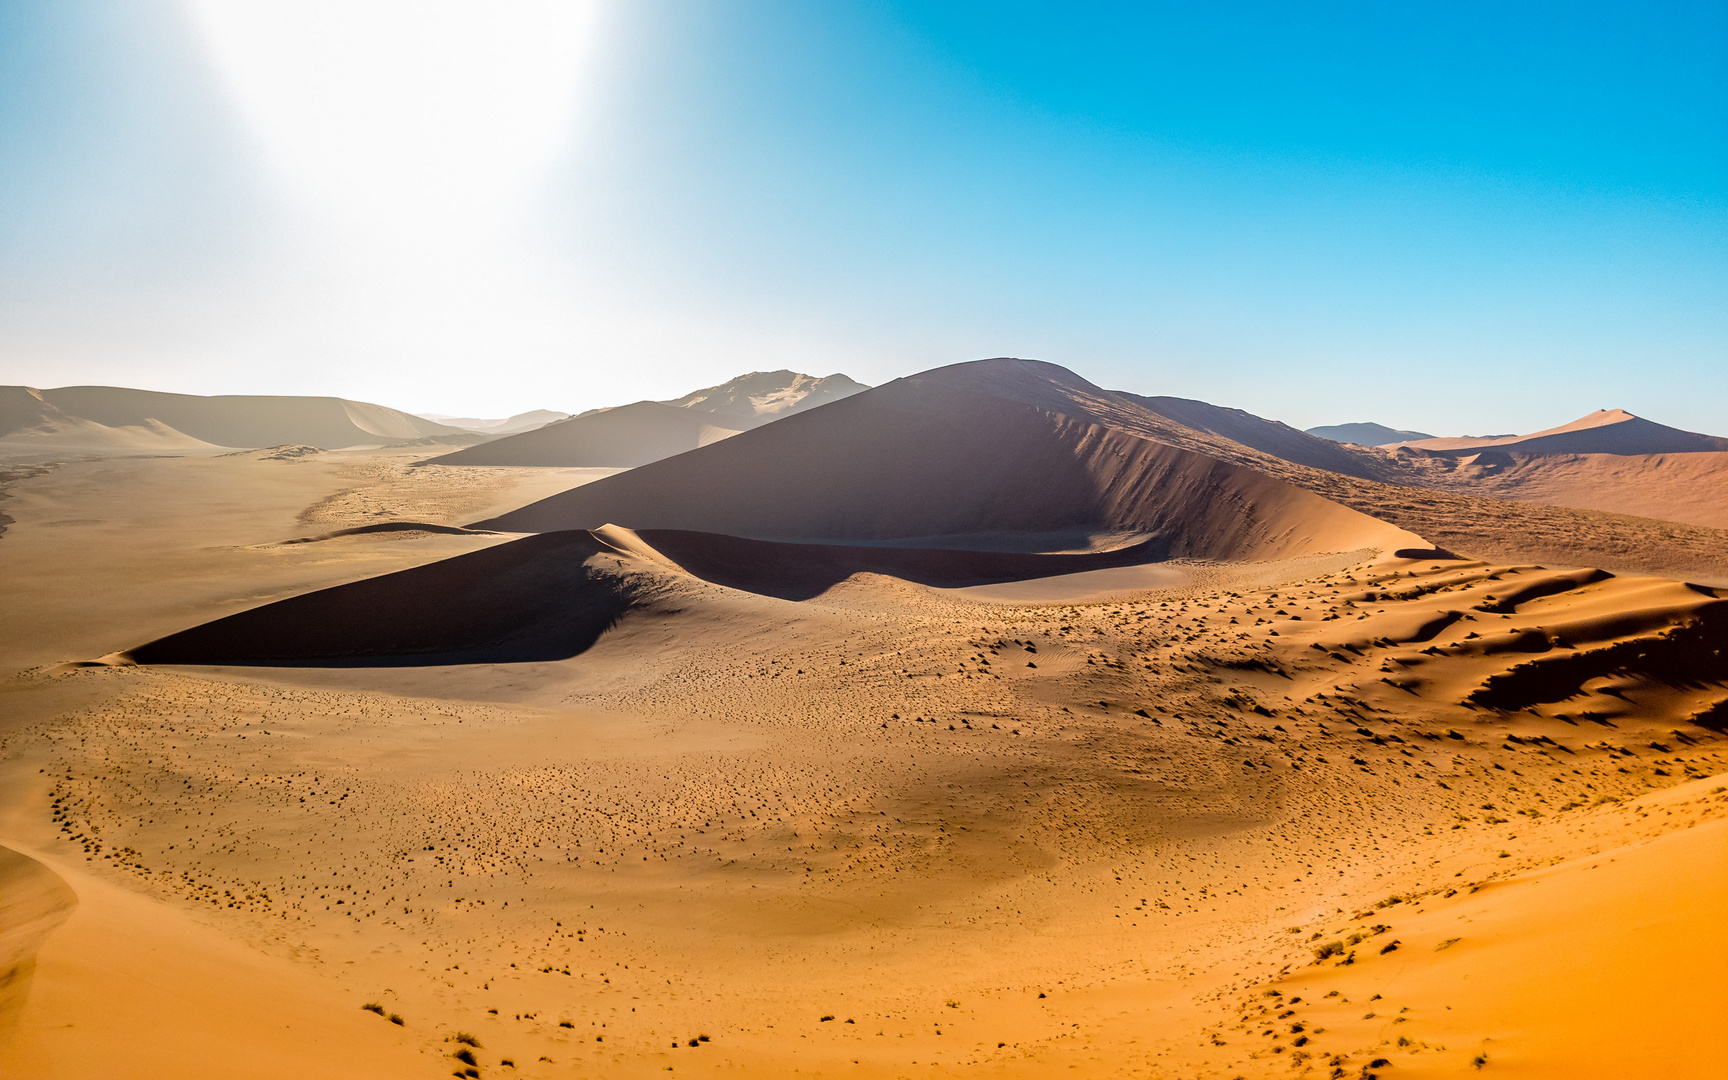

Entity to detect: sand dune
[419,409,571,435]
[428,369,867,468]
[663,369,868,423]
[1393,407,1728,455]
[0,845,76,1054]
[478,360,1421,559]
[427,401,748,468]
[1390,449,1728,531]
[127,530,642,666]
[0,385,466,451]
[475,359,1728,578]
[0,386,218,452]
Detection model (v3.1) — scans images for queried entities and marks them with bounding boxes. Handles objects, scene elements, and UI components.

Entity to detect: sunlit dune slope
[476,360,1421,559]
[1394,407,1728,455]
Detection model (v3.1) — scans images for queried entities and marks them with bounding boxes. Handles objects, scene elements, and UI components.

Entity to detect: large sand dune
[478,360,1421,559]
[0,385,465,451]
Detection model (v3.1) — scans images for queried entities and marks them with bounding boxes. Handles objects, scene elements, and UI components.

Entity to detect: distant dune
[417,409,570,435]
[1306,421,1435,445]
[662,369,868,423]
[0,384,465,451]
[427,369,867,468]
[476,359,1420,560]
[1392,408,1728,455]
[424,401,749,468]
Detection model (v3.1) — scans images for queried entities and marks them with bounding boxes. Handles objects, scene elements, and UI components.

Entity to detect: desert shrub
[361,1002,385,1015]
[1312,940,1345,962]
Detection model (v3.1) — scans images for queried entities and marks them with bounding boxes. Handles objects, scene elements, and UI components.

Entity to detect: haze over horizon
[2,1,1724,432]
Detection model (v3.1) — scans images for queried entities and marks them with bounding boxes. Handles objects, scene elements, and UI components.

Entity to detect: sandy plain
[0,441,1724,1080]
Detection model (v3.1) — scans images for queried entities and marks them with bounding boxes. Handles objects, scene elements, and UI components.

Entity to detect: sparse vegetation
[1313,940,1345,962]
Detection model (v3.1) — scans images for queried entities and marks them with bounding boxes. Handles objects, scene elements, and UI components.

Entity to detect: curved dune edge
[0,844,77,1051]
[0,843,427,1080]
[121,524,1424,667]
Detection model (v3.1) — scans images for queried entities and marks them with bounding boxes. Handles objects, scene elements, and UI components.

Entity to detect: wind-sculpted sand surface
[0,409,1724,1077]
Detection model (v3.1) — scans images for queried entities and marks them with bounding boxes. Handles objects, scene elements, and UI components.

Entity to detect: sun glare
[185,0,596,233]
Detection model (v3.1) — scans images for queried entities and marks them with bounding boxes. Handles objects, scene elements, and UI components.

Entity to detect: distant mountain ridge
[1307,422,1436,446]
[427,369,869,468]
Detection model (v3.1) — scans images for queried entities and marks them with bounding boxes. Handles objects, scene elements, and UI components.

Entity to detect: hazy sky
[1,1,1724,433]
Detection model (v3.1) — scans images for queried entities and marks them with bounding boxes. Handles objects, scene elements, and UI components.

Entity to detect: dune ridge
[477,362,1422,560]
[427,370,868,468]
[1392,407,1728,455]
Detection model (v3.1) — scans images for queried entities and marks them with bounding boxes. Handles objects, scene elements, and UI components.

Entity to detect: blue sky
[1,1,1723,433]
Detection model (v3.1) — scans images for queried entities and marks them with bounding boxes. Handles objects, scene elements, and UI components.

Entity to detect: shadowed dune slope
[1121,392,1386,476]
[124,524,1253,666]
[128,531,642,666]
[624,527,1175,600]
[425,400,746,467]
[476,361,1421,559]
[3,385,463,449]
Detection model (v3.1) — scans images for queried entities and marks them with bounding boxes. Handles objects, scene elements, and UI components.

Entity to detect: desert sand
[1,359,1724,1079]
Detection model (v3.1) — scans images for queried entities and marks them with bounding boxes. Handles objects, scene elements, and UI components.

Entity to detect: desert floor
[1,449,1724,1079]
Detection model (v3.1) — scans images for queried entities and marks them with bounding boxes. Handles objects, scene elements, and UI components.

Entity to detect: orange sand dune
[1393,407,1728,455]
[1392,449,1728,530]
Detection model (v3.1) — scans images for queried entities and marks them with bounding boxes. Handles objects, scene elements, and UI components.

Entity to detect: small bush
[453,1032,483,1048]
[453,1047,478,1066]
[1312,940,1345,962]
[388,1013,405,1026]
[361,1002,385,1015]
